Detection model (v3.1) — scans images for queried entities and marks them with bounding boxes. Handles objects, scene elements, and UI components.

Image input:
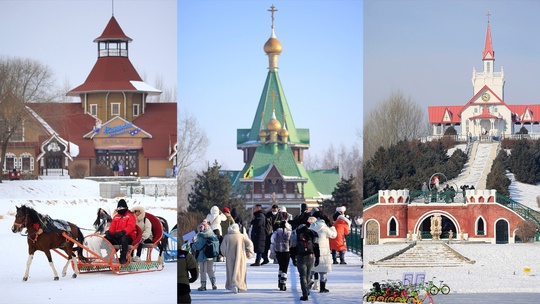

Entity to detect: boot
[279,273,287,291]
[333,258,338,264]
[320,281,329,293]
[312,280,319,290]
[210,277,217,290]
[339,251,347,264]
[332,250,338,264]
[197,281,207,291]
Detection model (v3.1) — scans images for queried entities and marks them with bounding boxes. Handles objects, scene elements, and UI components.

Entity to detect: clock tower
[471,12,505,99]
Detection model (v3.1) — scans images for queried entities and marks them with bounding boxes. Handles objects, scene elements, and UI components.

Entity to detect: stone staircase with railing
[370,242,475,268]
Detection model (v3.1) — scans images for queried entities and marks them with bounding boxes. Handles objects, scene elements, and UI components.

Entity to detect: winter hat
[222,207,230,213]
[279,206,287,213]
[336,206,346,213]
[117,199,128,210]
[228,223,239,233]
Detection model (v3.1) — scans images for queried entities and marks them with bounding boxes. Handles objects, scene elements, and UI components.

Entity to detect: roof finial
[268,4,278,29]
[112,0,114,16]
[486,11,491,24]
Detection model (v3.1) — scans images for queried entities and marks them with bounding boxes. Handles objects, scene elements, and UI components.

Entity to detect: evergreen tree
[188,160,242,215]
[322,175,360,217]
[486,150,511,196]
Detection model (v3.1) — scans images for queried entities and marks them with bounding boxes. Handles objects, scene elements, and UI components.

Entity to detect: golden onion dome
[280,128,289,137]
[264,37,283,54]
[259,129,268,137]
[266,110,281,131]
[264,28,282,54]
[267,117,281,132]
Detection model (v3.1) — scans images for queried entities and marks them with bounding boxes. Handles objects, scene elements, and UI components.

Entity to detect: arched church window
[487,62,491,73]
[388,217,397,236]
[476,217,485,235]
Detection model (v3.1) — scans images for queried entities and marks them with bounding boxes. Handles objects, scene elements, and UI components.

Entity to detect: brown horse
[11,205,85,281]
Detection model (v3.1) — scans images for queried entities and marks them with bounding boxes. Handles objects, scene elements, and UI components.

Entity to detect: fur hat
[279,206,287,213]
[222,207,230,213]
[336,206,346,213]
[117,199,128,210]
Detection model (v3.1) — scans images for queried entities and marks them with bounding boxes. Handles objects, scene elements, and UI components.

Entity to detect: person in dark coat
[231,207,244,234]
[293,203,311,230]
[178,249,198,304]
[264,204,279,265]
[250,204,267,266]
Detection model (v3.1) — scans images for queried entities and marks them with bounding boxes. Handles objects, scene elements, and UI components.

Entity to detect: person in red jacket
[329,214,351,265]
[105,199,137,264]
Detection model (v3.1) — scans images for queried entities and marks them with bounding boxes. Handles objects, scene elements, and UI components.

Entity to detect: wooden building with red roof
[428,19,540,140]
[2,15,176,178]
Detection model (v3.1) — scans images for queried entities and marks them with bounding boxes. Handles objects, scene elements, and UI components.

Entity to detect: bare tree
[363,90,427,160]
[0,57,56,182]
[176,109,209,211]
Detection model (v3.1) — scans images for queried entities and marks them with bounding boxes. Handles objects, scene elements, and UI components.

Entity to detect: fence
[126,181,177,199]
[346,224,363,256]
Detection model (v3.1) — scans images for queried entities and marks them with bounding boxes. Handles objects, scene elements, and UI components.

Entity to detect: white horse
[84,207,113,260]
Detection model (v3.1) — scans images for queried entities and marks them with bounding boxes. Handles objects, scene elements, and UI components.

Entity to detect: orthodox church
[428,17,540,139]
[224,6,340,213]
[2,14,177,178]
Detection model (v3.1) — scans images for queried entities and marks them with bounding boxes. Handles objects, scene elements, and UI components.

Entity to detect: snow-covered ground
[0,178,364,303]
[191,251,363,303]
[0,178,177,304]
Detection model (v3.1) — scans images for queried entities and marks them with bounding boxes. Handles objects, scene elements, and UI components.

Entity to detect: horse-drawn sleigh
[11,205,170,280]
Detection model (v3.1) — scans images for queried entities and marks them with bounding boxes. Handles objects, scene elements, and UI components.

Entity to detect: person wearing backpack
[309,211,337,293]
[221,223,254,294]
[290,222,320,301]
[270,219,292,291]
[191,220,219,291]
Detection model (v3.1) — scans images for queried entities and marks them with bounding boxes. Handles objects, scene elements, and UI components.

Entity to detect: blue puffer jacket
[191,229,216,262]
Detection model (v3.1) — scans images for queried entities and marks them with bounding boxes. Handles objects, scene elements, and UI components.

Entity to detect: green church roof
[237,70,309,147]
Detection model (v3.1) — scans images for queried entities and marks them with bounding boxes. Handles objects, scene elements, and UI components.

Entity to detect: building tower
[68,15,161,123]
[231,5,339,212]
[472,12,505,99]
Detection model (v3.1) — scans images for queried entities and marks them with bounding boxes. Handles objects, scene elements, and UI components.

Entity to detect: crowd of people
[178,203,357,303]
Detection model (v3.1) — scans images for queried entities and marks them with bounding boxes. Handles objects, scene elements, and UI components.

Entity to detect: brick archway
[414,211,461,237]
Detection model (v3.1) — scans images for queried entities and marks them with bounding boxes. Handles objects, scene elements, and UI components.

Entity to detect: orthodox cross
[486,11,491,23]
[270,90,277,111]
[268,5,278,28]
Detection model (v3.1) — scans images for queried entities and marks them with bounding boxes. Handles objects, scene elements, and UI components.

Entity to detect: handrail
[495,193,540,227]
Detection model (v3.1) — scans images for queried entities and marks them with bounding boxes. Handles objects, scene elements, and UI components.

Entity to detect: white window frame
[111,103,120,116]
[90,104,98,116]
[133,104,140,117]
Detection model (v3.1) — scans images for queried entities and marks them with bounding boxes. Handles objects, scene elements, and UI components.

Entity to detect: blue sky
[364,0,540,117]
[0,0,177,99]
[178,1,363,170]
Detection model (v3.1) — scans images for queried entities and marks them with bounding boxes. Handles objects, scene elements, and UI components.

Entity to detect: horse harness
[16,212,72,244]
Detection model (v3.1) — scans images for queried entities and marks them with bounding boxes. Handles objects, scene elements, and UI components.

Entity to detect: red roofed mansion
[428,18,539,140]
[2,15,177,178]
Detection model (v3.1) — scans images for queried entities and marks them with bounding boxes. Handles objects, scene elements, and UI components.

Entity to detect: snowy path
[191,251,363,303]
[448,143,496,189]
